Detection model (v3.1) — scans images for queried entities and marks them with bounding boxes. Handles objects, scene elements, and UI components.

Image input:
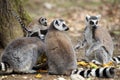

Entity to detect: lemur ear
[96,15,101,19]
[86,15,90,22]
[56,20,59,25]
[53,19,59,27]
[39,17,43,23]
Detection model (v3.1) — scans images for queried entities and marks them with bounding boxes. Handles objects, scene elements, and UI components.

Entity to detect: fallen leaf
[89,62,99,69]
[77,61,88,67]
[35,74,42,79]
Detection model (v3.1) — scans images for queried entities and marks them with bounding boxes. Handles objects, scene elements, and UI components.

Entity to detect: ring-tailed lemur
[0,37,45,74]
[45,19,77,75]
[10,10,48,40]
[71,67,115,78]
[75,15,114,64]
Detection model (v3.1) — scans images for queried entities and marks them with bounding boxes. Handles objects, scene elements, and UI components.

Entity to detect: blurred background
[24,0,120,57]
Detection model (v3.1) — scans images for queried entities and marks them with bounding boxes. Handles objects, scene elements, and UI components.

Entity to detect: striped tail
[71,68,91,78]
[71,67,115,78]
[10,10,30,33]
[0,62,13,74]
[90,67,115,78]
[112,56,120,64]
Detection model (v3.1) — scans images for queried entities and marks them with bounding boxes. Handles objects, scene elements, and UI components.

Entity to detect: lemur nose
[93,26,97,29]
[65,27,69,31]
[44,22,47,26]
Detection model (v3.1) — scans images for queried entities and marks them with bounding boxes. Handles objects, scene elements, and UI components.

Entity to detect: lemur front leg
[74,39,87,50]
[38,30,44,40]
[85,40,102,57]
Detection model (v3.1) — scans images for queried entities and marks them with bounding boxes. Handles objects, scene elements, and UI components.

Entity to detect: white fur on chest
[84,27,93,45]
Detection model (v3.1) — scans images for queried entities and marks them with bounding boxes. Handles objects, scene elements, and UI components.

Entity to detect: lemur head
[39,17,47,26]
[85,15,101,29]
[52,19,69,31]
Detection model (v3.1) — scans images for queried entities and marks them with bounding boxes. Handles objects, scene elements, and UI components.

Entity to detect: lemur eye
[89,21,94,25]
[41,19,44,21]
[96,21,98,24]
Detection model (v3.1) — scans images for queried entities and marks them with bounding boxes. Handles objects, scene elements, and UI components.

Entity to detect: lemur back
[75,15,114,64]
[45,19,77,75]
[0,37,45,74]
[93,26,113,56]
[11,10,48,40]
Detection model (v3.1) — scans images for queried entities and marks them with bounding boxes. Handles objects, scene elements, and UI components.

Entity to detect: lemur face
[86,15,101,28]
[39,17,47,26]
[53,19,69,31]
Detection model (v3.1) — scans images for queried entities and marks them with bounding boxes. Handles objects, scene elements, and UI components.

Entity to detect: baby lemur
[45,19,77,75]
[75,15,114,64]
[0,37,45,74]
[27,17,48,39]
[11,10,48,40]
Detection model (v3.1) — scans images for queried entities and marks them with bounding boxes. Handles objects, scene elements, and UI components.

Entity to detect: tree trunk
[0,0,31,48]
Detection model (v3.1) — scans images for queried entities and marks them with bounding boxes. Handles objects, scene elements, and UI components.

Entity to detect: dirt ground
[0,72,120,80]
[0,0,120,80]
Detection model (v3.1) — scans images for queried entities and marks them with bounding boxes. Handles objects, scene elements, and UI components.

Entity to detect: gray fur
[45,19,77,75]
[0,37,45,74]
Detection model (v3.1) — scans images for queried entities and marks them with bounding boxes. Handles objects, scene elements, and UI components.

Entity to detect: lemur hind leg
[95,47,111,64]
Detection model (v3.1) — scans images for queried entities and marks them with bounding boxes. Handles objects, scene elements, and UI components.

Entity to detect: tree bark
[0,0,31,48]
